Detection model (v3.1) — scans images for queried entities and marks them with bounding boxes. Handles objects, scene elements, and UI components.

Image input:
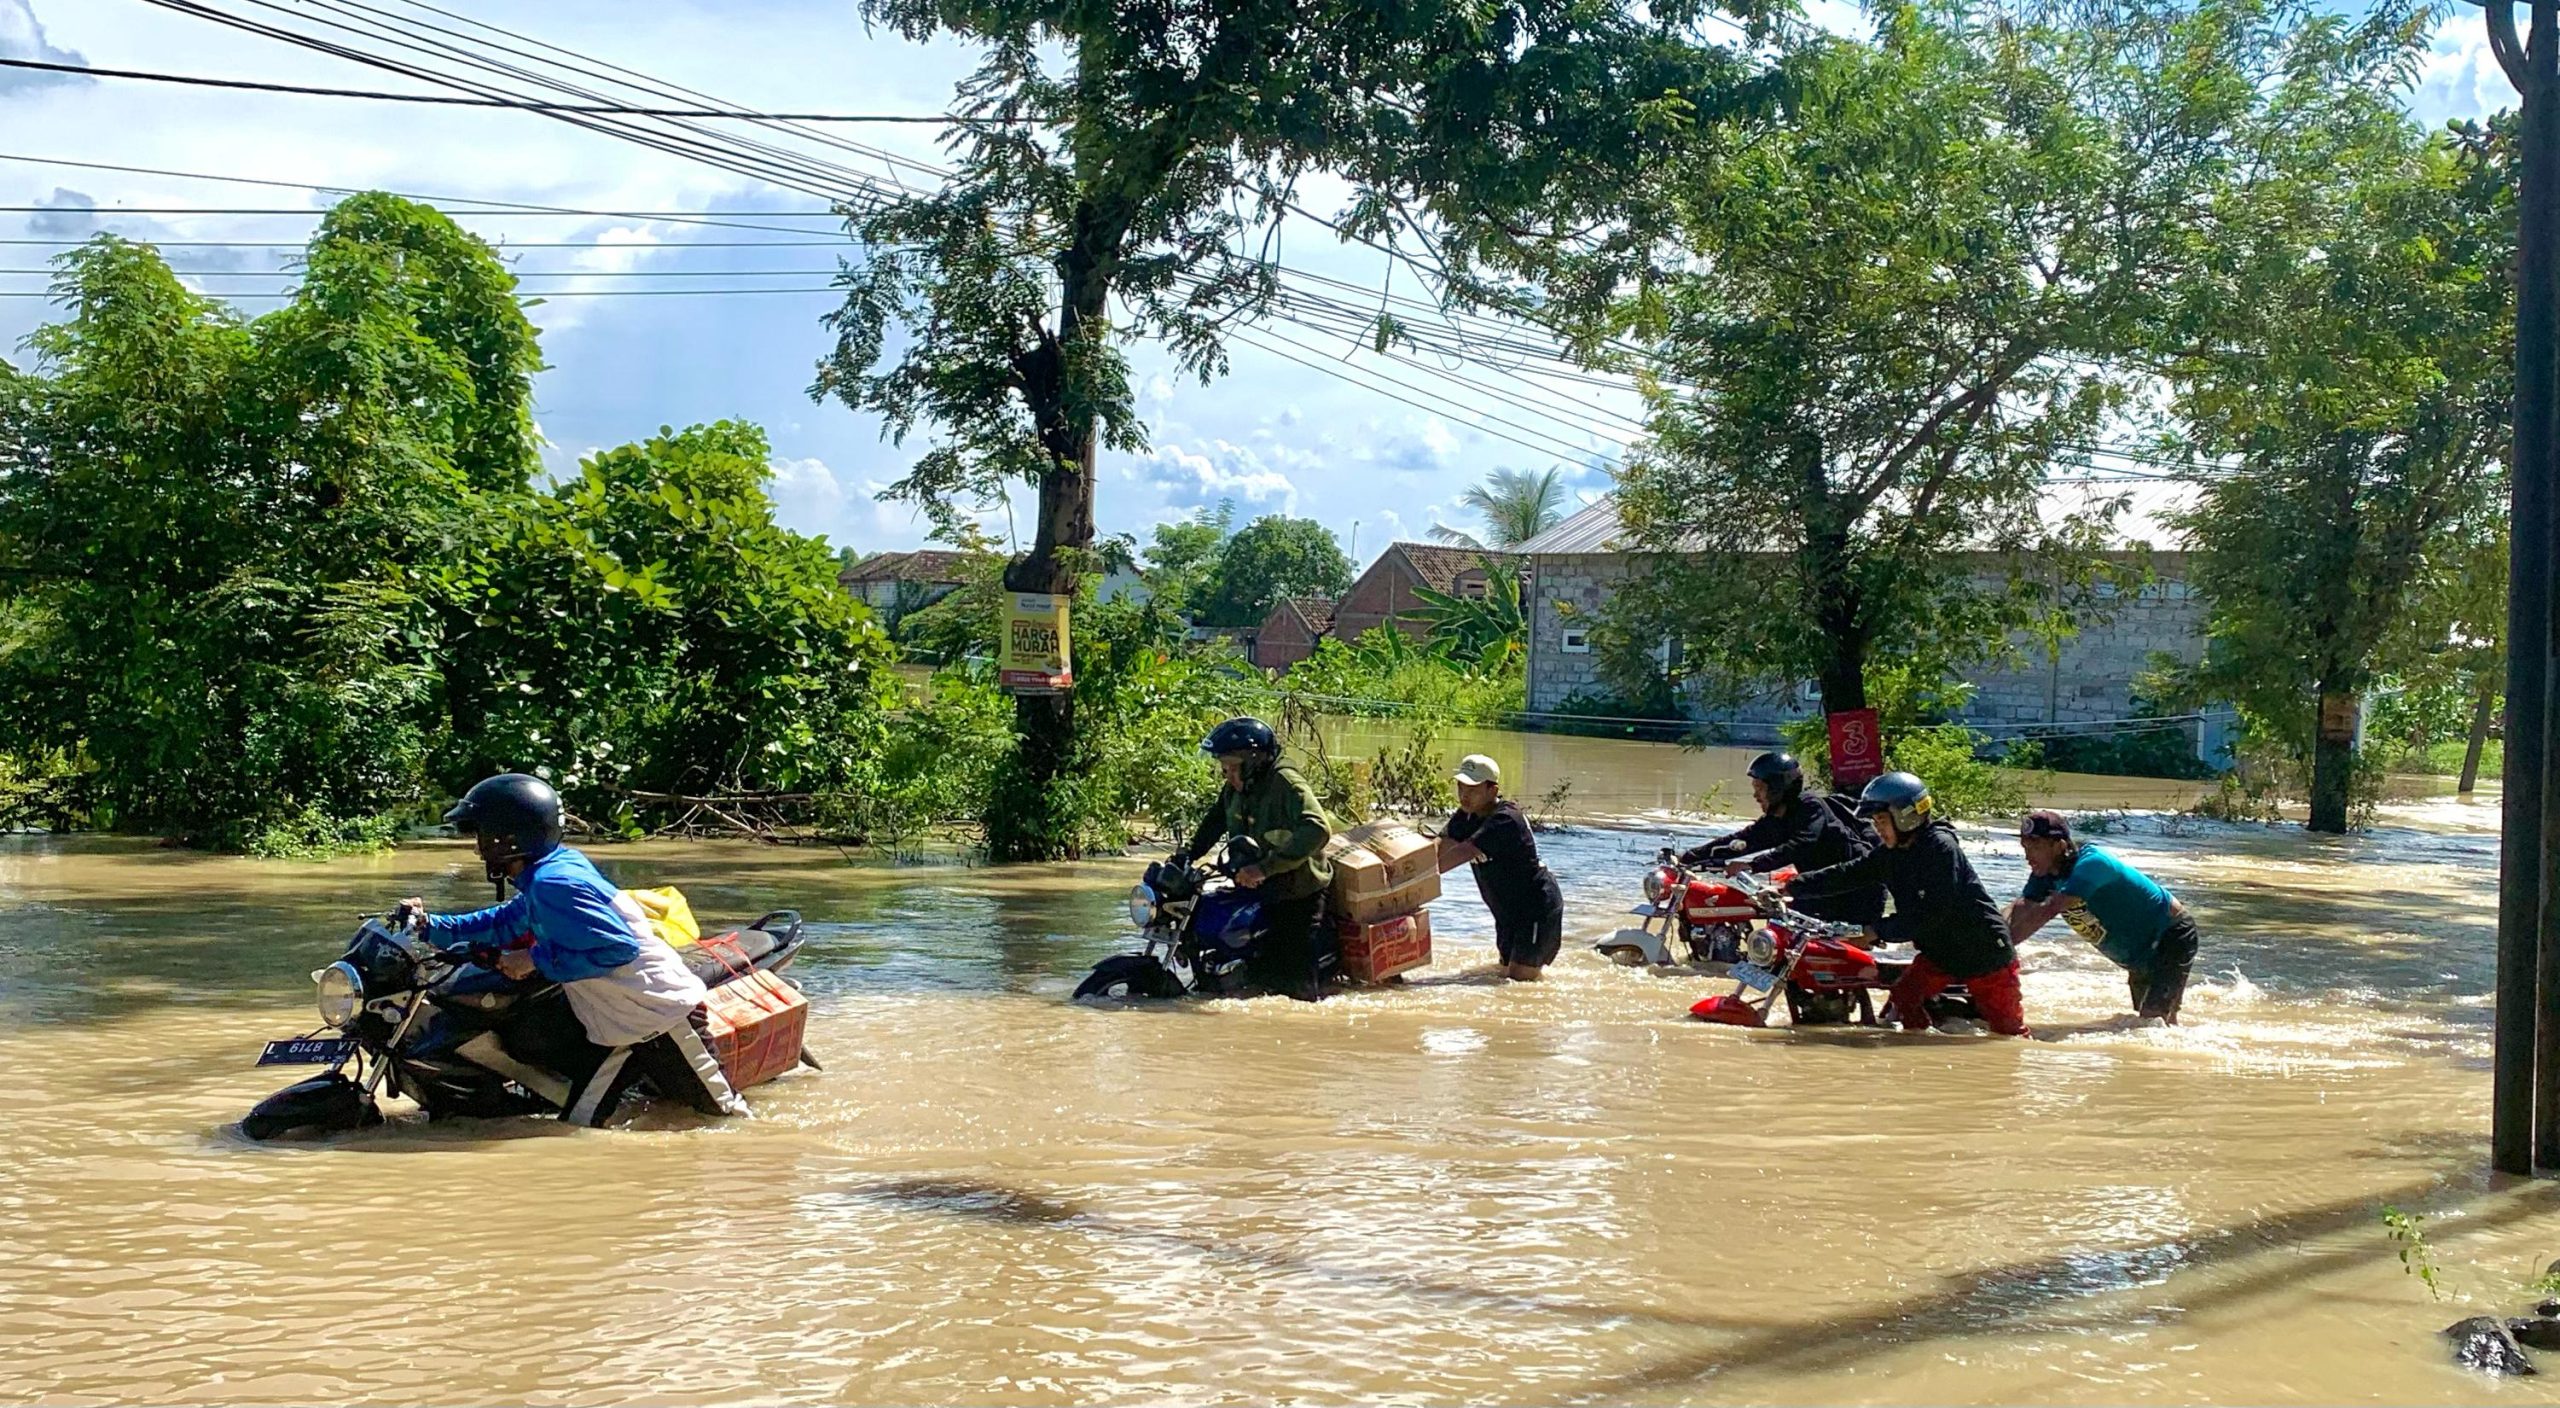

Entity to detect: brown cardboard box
[1335,869,1440,924]
[1342,820,1437,889]
[1326,832,1442,922]
[1336,909,1431,983]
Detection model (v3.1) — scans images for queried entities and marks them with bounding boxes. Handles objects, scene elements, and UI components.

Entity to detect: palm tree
[1429,467,1571,549]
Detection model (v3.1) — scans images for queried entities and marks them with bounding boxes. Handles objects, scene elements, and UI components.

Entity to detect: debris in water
[2508,1318,2560,1353]
[2443,1317,2537,1376]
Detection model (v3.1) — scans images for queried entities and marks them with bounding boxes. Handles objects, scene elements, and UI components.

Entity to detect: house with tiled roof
[1252,541,1513,671]
[1254,595,1338,670]
[836,550,983,612]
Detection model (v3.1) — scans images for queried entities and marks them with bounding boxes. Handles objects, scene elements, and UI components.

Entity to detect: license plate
[259,1037,359,1067]
[1628,902,1658,918]
[1729,961,1780,992]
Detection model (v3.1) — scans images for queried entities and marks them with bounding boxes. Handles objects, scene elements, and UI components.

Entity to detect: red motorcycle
[1687,872,1979,1029]
[1595,848,1770,967]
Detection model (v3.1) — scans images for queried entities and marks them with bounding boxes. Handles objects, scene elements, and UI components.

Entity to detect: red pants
[1888,956,2029,1036]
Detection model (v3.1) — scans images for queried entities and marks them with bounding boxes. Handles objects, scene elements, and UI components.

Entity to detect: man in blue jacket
[404,773,748,1127]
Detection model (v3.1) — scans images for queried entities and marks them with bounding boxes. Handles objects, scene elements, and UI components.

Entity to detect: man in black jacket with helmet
[1783,771,2029,1037]
[1680,751,1883,925]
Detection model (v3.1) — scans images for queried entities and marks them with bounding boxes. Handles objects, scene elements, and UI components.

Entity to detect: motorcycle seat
[683,925,784,986]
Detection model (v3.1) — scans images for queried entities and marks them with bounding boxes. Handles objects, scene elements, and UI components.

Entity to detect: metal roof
[1512,497,1625,556]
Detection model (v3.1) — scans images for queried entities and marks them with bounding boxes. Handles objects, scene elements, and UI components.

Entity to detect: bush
[2012,718,2217,780]
[1780,666,2029,820]
[1280,628,1523,726]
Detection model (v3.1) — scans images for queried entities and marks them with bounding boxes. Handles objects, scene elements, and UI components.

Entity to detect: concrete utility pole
[2487,0,2558,1176]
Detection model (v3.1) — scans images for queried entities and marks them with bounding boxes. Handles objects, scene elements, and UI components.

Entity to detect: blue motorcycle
[1075,837,1334,1000]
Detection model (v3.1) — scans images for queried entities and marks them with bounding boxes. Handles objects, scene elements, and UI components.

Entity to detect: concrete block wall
[1525,550,2209,741]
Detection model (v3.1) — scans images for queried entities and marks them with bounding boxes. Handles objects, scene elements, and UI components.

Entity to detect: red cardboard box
[1336,909,1431,983]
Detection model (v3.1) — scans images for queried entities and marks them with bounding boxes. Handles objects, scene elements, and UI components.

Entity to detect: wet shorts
[1493,869,1565,968]
[2127,909,2200,1023]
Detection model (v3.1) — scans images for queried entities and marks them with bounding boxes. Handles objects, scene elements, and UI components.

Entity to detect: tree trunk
[1820,636,1870,714]
[2460,676,2497,795]
[2308,688,2358,834]
[984,209,1111,862]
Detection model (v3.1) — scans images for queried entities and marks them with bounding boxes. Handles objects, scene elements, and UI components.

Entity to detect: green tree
[1139,501,1234,619]
[1538,2,2406,721]
[1196,514,1353,627]
[808,0,1757,858]
[437,421,903,829]
[2162,62,2508,832]
[1430,467,1571,549]
[0,197,540,849]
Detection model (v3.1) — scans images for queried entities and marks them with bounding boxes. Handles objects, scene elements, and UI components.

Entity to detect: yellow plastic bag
[626,886,700,947]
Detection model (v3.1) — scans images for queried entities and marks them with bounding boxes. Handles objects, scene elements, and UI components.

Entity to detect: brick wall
[1257,611,1322,670]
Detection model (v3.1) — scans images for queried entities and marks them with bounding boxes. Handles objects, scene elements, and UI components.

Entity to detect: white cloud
[0,0,85,98]
[2410,25,2517,127]
[1136,438,1300,511]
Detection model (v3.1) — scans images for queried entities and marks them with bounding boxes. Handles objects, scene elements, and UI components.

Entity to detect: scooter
[1687,872,1979,1028]
[242,908,810,1139]
[1074,836,1339,1000]
[1595,847,1768,967]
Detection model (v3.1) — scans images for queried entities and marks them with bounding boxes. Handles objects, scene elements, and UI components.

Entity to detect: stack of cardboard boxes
[1326,821,1440,982]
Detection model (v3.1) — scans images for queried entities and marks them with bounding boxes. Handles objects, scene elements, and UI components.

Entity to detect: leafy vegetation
[1781,667,2030,819]
[1195,515,1353,628]
[1430,468,1573,550]
[0,210,901,852]
[2157,60,2510,832]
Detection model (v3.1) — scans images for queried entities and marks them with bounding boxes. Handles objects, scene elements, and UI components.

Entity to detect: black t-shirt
[1445,800,1547,919]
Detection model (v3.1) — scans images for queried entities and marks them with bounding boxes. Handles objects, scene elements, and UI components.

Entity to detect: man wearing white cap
[1436,754,1566,981]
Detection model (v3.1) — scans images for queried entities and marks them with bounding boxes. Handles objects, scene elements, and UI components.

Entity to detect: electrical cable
[0,56,1004,121]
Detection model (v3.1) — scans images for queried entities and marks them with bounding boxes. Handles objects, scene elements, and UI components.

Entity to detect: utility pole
[2488,0,2558,1175]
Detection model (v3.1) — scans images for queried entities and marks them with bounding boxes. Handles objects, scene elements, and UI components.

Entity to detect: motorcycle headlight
[1127,883,1157,928]
[1746,931,1778,968]
[1643,868,1672,903]
[314,960,364,1030]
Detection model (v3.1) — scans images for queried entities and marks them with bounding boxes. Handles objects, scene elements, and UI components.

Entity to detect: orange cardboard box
[1335,908,1431,983]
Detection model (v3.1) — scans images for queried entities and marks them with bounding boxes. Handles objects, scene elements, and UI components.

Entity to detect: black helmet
[442,773,563,871]
[1854,771,1933,833]
[1201,716,1279,760]
[1747,750,1805,808]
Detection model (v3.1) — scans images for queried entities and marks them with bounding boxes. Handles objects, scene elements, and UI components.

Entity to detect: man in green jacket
[1179,716,1336,1000]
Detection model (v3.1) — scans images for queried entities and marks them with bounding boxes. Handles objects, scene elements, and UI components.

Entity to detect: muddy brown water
[1,785,2550,1404]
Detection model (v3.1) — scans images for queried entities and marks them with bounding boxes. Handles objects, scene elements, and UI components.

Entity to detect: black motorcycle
[1073,837,1336,1000]
[243,909,808,1140]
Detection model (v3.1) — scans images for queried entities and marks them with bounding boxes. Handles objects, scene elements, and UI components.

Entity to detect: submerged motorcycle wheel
[1074,955,1185,1001]
[241,1071,384,1141]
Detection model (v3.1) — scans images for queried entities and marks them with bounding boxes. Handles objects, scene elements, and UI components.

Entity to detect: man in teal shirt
[2006,810,2203,1023]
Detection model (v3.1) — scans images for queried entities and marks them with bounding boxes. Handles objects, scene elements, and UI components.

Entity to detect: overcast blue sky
[0,0,2520,564]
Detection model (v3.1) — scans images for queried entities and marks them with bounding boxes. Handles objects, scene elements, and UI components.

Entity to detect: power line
[0,154,859,237]
[0,236,854,247]
[0,56,1001,122]
[0,285,846,299]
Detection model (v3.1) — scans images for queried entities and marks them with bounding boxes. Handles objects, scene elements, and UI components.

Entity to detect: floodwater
[2,800,2553,1404]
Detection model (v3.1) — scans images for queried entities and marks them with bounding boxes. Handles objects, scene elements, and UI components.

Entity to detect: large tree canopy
[1197,514,1353,626]
[1554,0,2429,718]
[811,0,1763,856]
[2163,89,2510,831]
[0,198,541,847]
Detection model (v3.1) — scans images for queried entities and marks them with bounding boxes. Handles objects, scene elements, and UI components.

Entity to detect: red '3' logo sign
[1828,708,1885,790]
